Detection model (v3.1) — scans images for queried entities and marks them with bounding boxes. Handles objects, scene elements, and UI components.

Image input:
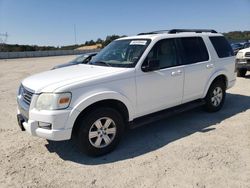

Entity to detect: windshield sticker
[130,40,147,45]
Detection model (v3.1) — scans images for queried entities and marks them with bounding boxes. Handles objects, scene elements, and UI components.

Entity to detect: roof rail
[137,32,158,35]
[168,29,217,34]
[137,30,169,35]
[137,29,217,35]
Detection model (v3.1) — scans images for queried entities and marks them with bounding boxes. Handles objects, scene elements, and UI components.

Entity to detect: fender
[202,69,228,98]
[65,91,135,129]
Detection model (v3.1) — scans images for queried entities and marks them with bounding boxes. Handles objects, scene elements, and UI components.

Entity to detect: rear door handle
[171,70,182,76]
[206,64,214,69]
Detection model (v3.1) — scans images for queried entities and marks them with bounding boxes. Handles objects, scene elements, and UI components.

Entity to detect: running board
[129,100,206,129]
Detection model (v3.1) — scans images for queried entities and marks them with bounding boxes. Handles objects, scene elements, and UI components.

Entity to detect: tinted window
[209,36,234,58]
[178,37,209,64]
[144,39,178,69]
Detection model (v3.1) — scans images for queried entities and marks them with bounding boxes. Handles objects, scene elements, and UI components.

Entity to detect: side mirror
[142,59,160,72]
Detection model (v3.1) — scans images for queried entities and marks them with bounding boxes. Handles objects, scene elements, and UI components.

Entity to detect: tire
[237,69,247,77]
[204,80,226,112]
[74,107,125,156]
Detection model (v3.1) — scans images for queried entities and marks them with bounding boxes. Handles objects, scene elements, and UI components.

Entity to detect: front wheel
[204,80,226,112]
[75,107,125,156]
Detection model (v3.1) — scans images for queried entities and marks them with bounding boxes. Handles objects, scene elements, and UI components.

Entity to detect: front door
[136,38,184,117]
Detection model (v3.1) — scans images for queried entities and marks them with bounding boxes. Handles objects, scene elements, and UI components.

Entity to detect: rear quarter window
[209,36,234,58]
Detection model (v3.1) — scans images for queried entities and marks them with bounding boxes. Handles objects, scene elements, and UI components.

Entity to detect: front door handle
[206,64,214,69]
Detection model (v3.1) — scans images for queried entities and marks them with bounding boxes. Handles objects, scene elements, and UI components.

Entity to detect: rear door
[177,37,212,103]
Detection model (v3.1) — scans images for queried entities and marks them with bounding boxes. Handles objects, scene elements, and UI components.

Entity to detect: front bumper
[236,59,250,70]
[17,104,72,141]
[17,113,72,141]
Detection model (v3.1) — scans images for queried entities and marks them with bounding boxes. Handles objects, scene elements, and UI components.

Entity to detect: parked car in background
[231,43,244,55]
[243,42,250,49]
[52,52,97,69]
[236,47,250,77]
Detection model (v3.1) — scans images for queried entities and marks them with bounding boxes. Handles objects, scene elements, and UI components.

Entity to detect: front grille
[21,86,34,106]
[245,52,250,57]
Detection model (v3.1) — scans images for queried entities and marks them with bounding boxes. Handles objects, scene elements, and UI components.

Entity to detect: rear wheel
[204,80,226,112]
[237,69,247,77]
[74,107,125,156]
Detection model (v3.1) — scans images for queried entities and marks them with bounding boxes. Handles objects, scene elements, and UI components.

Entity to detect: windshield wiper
[90,61,111,67]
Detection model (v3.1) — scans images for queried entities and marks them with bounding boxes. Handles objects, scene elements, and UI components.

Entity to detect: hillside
[1,31,249,52]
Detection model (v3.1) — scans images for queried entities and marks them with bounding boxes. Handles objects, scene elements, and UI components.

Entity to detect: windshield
[231,43,243,49]
[244,43,250,48]
[89,39,151,67]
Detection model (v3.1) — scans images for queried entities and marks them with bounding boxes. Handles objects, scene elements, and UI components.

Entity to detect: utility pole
[0,32,8,51]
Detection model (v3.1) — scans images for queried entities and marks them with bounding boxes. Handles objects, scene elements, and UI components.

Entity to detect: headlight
[236,52,243,59]
[35,93,71,110]
[18,85,24,96]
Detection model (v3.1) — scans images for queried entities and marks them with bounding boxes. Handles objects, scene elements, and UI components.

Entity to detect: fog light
[38,122,52,130]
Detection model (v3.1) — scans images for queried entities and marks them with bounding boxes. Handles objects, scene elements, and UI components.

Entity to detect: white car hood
[237,47,250,58]
[238,47,250,53]
[22,64,129,93]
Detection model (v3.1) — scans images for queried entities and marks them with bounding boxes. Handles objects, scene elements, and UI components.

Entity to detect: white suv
[17,29,236,156]
[235,47,250,77]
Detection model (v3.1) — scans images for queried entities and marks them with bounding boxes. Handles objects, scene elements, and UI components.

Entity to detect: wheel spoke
[216,97,221,104]
[213,89,217,96]
[211,97,215,102]
[94,120,103,129]
[213,99,218,106]
[102,135,111,144]
[95,136,102,146]
[217,93,223,99]
[89,131,99,139]
[106,127,116,135]
[103,119,112,128]
[214,98,218,105]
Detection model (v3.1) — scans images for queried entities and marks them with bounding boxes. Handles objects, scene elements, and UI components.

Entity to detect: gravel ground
[0,56,249,188]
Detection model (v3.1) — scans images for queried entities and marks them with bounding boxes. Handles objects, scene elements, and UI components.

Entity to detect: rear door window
[209,36,234,58]
[178,37,209,65]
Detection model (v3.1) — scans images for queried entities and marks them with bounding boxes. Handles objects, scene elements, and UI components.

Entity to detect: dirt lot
[0,56,249,188]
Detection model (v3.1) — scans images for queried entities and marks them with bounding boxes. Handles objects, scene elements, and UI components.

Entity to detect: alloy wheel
[211,87,223,107]
[88,117,117,148]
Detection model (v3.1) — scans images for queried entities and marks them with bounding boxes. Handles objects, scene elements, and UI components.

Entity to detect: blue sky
[0,0,250,46]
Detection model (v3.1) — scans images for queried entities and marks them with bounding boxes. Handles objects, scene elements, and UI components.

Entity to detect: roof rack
[137,29,217,35]
[137,30,169,35]
[137,32,157,35]
[168,29,217,34]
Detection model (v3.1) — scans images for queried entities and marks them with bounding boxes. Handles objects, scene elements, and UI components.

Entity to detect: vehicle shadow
[45,93,250,165]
